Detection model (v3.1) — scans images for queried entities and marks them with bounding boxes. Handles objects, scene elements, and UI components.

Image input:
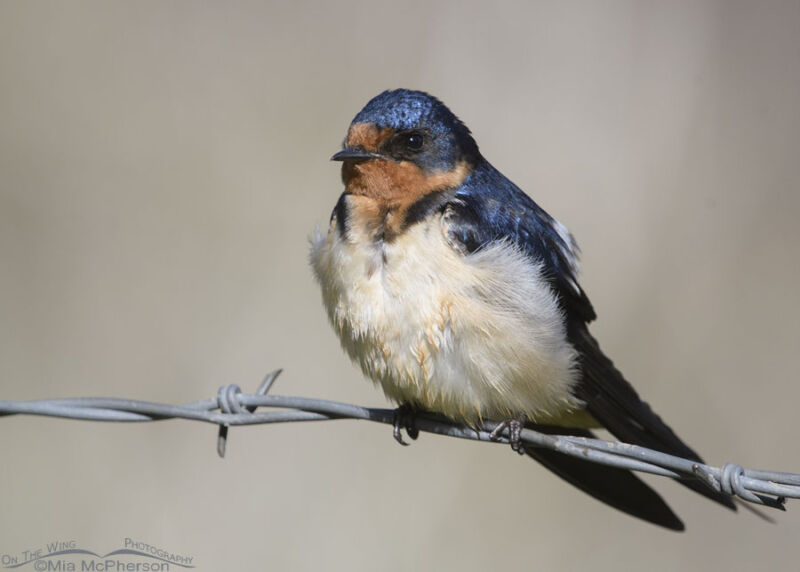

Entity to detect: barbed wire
[1,369,798,510]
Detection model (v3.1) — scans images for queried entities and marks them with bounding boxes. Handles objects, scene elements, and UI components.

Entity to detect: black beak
[330,147,385,162]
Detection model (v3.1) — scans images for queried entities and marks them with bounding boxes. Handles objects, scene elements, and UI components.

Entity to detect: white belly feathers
[310,196,583,425]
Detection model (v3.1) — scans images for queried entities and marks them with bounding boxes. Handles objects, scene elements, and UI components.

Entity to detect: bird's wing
[446,165,595,323]
[446,164,735,509]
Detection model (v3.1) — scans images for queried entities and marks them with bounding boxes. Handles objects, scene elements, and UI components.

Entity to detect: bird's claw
[392,404,419,446]
[489,415,527,454]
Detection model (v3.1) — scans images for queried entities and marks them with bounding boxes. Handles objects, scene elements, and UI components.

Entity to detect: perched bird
[310,89,735,530]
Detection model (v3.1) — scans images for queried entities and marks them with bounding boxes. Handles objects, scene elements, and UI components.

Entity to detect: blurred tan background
[1,1,799,570]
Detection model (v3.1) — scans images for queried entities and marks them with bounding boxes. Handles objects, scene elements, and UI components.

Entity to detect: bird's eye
[404,132,424,152]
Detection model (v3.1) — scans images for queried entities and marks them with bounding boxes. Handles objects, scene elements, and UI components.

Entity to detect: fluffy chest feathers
[310,193,582,425]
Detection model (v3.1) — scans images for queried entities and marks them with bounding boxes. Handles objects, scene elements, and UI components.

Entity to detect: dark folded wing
[445,162,734,510]
[568,325,736,509]
[446,163,595,323]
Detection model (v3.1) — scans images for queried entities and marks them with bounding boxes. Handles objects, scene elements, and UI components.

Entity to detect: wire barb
[215,369,283,457]
[0,369,798,511]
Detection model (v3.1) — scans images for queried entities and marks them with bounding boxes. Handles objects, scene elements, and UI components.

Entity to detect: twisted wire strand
[1,370,797,509]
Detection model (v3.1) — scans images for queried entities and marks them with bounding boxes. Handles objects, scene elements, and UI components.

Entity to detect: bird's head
[332,90,480,202]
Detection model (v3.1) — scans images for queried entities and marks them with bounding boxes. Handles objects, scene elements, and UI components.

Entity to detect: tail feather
[525,426,684,530]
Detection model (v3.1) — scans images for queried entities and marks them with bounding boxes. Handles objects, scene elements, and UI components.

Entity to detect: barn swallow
[310,89,735,530]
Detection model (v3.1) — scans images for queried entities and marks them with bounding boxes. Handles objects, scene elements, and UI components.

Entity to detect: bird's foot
[392,404,420,446]
[489,415,527,454]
